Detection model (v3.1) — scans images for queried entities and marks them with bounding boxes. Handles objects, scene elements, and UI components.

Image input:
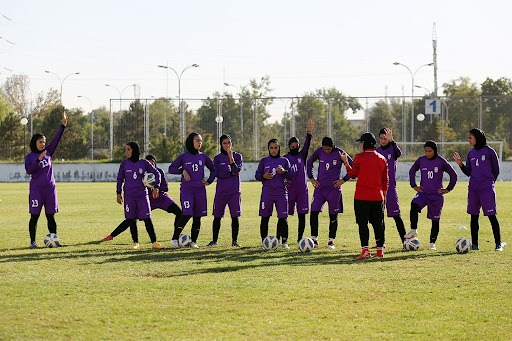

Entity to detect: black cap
[356,132,377,144]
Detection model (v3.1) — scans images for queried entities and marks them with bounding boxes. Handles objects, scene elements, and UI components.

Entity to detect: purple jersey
[116,159,161,198]
[255,156,292,192]
[409,155,457,196]
[307,147,352,189]
[168,151,214,188]
[25,125,65,190]
[376,142,401,188]
[211,151,243,196]
[284,133,312,194]
[463,146,499,191]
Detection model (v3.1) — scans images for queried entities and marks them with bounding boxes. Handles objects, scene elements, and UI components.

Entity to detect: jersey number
[183,201,190,209]
[427,171,434,179]
[31,199,39,207]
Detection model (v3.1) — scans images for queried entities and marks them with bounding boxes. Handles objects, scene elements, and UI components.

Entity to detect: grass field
[0,181,511,340]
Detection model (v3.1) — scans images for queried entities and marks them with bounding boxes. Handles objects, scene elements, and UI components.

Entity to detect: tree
[442,77,481,141]
[296,87,361,154]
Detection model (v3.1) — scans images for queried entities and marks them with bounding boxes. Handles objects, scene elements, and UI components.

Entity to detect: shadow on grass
[0,240,457,277]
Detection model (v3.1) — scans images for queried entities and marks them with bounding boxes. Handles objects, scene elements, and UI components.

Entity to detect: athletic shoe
[232,241,241,247]
[371,244,386,249]
[206,241,218,247]
[376,249,384,258]
[101,235,113,242]
[29,241,38,249]
[281,243,290,249]
[327,240,335,250]
[132,243,140,250]
[471,244,479,250]
[55,241,62,247]
[429,243,436,250]
[152,242,165,249]
[356,249,372,260]
[171,239,180,248]
[189,242,199,249]
[495,242,507,251]
[404,230,418,239]
[312,238,319,248]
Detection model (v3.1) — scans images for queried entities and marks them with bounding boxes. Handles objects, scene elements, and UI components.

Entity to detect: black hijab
[469,128,487,150]
[288,136,300,156]
[219,134,231,155]
[127,142,140,162]
[29,133,45,153]
[268,138,281,158]
[424,140,438,160]
[186,133,199,155]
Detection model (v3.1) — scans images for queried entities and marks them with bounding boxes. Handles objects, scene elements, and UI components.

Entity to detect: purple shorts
[124,195,152,220]
[150,192,176,211]
[467,188,497,216]
[310,187,343,215]
[213,191,242,218]
[287,188,309,215]
[29,187,58,215]
[181,187,207,217]
[259,192,288,218]
[412,192,444,221]
[385,187,401,217]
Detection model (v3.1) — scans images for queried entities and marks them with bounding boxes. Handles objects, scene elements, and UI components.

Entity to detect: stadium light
[158,63,199,142]
[224,82,251,147]
[45,70,80,104]
[393,62,433,142]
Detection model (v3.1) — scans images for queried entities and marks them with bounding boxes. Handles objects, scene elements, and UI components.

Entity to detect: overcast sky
[1,0,510,120]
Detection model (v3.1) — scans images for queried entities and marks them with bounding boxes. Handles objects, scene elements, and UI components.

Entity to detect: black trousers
[354,199,385,248]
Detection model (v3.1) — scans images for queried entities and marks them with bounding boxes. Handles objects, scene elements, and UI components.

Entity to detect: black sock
[488,215,501,245]
[260,216,270,240]
[143,218,157,243]
[46,214,57,234]
[430,220,440,243]
[128,219,138,243]
[212,217,221,242]
[297,214,306,242]
[277,218,288,243]
[190,217,201,242]
[393,215,406,242]
[310,211,320,237]
[470,214,479,246]
[231,217,239,242]
[172,215,191,240]
[328,214,338,239]
[29,214,40,243]
[110,220,130,237]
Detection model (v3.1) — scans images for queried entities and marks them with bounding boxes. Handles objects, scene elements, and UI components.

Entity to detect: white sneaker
[281,243,290,249]
[189,242,199,249]
[404,230,418,239]
[495,242,507,251]
[171,239,180,248]
[429,243,436,250]
[327,240,335,249]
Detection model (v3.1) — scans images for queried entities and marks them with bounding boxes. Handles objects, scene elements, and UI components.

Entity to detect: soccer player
[341,132,388,259]
[453,128,506,251]
[116,142,163,249]
[284,119,314,242]
[405,140,457,250]
[25,110,67,248]
[101,154,182,245]
[168,133,214,248]
[376,128,406,245]
[307,137,352,249]
[255,139,292,249]
[206,134,243,247]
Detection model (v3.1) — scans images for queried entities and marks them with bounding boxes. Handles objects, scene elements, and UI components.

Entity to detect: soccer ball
[43,233,60,248]
[298,237,315,253]
[455,238,471,254]
[142,172,156,189]
[262,236,279,250]
[178,234,191,247]
[404,237,420,251]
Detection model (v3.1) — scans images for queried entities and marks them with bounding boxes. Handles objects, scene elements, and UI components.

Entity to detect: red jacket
[344,149,388,201]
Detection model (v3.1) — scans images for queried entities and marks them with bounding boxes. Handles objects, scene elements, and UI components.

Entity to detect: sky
[1,0,511,121]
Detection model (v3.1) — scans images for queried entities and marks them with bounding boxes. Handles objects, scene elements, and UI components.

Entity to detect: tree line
[1,74,511,162]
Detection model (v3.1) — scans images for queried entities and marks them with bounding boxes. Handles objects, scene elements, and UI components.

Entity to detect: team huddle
[24,112,506,257]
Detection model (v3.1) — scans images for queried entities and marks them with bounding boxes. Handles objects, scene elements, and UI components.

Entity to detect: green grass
[0,181,511,340]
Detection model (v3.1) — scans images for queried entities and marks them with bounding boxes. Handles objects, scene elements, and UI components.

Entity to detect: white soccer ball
[262,236,279,251]
[178,234,191,247]
[455,238,471,254]
[298,237,315,253]
[142,172,156,189]
[404,237,420,251]
[43,233,60,248]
